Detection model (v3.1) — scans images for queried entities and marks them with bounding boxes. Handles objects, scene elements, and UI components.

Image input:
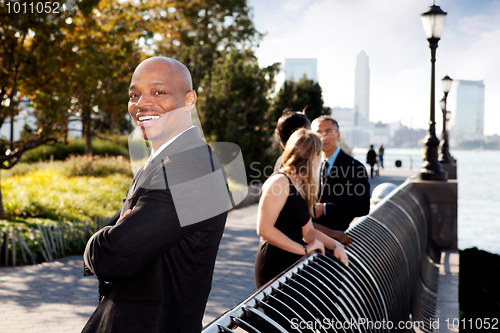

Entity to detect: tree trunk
[82,107,93,156]
[0,178,5,220]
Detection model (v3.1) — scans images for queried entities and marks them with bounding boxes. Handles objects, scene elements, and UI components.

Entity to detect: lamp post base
[419,133,448,181]
[418,166,448,181]
[439,134,454,164]
[441,162,457,180]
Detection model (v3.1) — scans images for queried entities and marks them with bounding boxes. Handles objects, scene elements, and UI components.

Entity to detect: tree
[198,50,279,181]
[118,0,274,179]
[0,1,73,219]
[0,0,141,217]
[144,0,262,90]
[270,75,330,126]
[33,0,141,155]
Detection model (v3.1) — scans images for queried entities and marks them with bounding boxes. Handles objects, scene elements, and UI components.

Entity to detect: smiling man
[82,57,230,333]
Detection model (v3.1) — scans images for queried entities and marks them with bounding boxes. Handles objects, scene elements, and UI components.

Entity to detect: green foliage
[0,1,69,172]
[135,0,263,90]
[1,163,131,221]
[0,218,99,264]
[20,138,129,163]
[64,155,133,177]
[270,75,330,127]
[198,50,280,181]
[0,0,140,168]
[0,156,129,265]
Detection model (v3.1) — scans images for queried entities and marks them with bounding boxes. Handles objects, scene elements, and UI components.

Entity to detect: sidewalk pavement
[0,169,416,332]
[367,168,417,191]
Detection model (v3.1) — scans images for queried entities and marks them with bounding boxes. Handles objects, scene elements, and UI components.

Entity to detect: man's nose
[136,94,154,108]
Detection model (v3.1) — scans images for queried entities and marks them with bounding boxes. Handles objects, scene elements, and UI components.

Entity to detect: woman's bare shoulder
[262,173,290,193]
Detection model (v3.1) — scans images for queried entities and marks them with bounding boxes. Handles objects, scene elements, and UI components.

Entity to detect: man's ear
[185,90,197,111]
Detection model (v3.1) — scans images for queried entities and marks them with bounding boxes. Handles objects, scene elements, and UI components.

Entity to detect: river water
[353,147,500,255]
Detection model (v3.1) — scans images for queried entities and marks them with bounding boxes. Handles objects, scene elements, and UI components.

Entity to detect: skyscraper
[284,58,317,82]
[451,80,485,142]
[354,50,370,121]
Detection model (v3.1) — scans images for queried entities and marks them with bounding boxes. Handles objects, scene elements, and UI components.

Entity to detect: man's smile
[136,114,162,128]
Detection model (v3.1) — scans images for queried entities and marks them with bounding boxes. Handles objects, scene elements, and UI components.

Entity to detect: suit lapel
[129,128,206,194]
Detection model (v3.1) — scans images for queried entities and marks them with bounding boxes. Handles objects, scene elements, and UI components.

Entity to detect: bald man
[82,57,229,333]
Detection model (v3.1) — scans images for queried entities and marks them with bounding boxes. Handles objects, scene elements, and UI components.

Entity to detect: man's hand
[314,203,325,218]
[328,229,352,246]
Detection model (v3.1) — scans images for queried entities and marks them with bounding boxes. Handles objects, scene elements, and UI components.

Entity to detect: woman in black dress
[254,128,349,288]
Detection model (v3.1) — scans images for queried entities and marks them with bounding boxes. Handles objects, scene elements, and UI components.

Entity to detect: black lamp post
[439,75,455,164]
[418,3,448,181]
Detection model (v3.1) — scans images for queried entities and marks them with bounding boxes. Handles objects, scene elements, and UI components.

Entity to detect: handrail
[203,181,439,333]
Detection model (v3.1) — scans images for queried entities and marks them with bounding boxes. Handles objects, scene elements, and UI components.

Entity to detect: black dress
[254,172,311,288]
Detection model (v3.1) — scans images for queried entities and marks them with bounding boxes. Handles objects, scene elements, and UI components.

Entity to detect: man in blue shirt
[311,115,370,243]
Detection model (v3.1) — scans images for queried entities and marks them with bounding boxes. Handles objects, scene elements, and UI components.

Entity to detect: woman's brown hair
[281,128,322,216]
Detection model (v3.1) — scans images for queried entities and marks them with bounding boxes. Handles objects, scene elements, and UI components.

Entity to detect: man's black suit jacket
[82,128,228,333]
[315,149,370,232]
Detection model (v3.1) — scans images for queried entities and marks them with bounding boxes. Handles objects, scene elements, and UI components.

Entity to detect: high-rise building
[451,80,485,142]
[330,106,371,148]
[354,50,370,121]
[284,58,317,82]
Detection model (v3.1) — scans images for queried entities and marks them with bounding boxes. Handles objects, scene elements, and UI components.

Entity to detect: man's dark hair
[311,115,339,131]
[276,111,311,149]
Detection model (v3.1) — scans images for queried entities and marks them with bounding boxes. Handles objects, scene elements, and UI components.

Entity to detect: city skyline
[248,0,500,135]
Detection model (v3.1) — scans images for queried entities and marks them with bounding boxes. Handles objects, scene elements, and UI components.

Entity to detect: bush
[0,156,131,266]
[1,166,131,221]
[2,160,64,178]
[20,137,129,163]
[3,155,133,178]
[64,155,133,177]
[0,218,97,264]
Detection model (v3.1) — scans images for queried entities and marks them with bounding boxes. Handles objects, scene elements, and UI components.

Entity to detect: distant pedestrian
[366,145,377,179]
[378,144,385,169]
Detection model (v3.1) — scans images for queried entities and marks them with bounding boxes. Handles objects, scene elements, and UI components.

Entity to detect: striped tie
[318,160,329,201]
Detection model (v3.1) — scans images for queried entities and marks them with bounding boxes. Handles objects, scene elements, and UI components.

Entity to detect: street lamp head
[442,75,453,93]
[421,4,447,40]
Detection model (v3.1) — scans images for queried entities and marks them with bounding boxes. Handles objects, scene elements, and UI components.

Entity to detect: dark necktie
[318,160,329,201]
[132,158,152,191]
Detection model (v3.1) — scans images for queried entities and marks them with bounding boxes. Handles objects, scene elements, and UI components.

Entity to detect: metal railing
[203,181,439,333]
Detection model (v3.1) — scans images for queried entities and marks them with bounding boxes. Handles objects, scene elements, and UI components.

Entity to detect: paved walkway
[367,168,416,190]
[0,169,416,332]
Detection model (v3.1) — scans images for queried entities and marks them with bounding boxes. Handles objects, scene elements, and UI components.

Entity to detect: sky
[247,0,500,135]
